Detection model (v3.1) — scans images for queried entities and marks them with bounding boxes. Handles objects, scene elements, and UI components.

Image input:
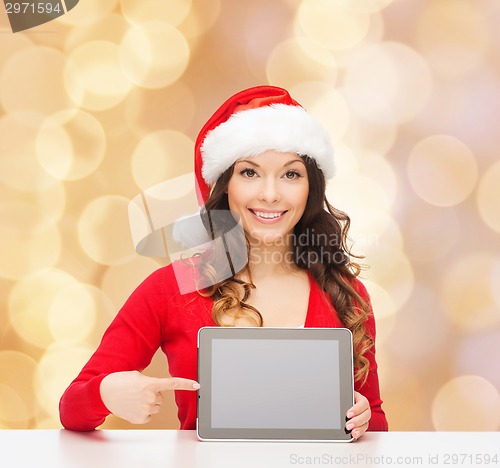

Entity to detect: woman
[59,86,388,438]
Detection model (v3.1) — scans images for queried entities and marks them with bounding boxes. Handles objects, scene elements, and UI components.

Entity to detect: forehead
[234,150,304,167]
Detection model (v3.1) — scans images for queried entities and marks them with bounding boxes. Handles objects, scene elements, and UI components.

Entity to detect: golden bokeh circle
[35,110,106,181]
[408,135,478,207]
[119,22,190,89]
[0,384,29,426]
[125,82,196,135]
[8,269,78,348]
[64,14,130,52]
[327,173,395,242]
[376,358,425,430]
[78,195,136,266]
[368,308,397,345]
[56,0,119,26]
[363,279,398,330]
[358,151,398,204]
[327,10,385,70]
[34,416,60,429]
[441,252,500,330]
[0,208,61,281]
[0,178,65,239]
[0,191,63,236]
[290,82,350,143]
[363,245,415,312]
[0,31,33,71]
[341,89,397,155]
[297,0,371,50]
[35,341,95,419]
[326,144,358,178]
[432,375,500,431]
[0,46,77,115]
[120,0,192,27]
[26,182,66,230]
[0,112,60,192]
[64,41,133,111]
[384,285,450,374]
[328,173,394,212]
[401,203,459,263]
[344,42,432,123]
[416,1,488,77]
[101,257,160,310]
[0,351,39,424]
[179,0,222,39]
[47,284,113,342]
[372,216,405,252]
[455,330,500,391]
[494,260,500,309]
[339,0,395,14]
[476,161,500,234]
[266,37,338,89]
[131,130,194,189]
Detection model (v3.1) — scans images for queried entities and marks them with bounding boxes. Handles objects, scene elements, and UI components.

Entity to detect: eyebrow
[235,158,305,168]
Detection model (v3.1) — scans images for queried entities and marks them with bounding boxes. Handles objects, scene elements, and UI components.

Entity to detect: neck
[246,235,297,278]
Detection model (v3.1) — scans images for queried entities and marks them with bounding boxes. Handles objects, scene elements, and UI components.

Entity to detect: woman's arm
[352,278,389,432]
[354,349,388,431]
[99,371,198,425]
[59,267,197,431]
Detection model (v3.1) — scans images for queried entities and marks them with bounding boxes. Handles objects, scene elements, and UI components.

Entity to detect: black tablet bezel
[197,327,354,442]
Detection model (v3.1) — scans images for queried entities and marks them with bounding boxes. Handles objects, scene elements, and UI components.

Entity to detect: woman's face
[226,150,309,247]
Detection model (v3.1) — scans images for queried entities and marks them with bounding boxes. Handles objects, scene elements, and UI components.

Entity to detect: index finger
[154,377,200,392]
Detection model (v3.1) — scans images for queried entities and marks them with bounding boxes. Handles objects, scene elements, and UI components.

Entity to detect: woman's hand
[345,391,371,440]
[100,371,199,425]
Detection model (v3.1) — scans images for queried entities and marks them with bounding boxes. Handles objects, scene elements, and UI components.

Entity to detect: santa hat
[194,85,336,205]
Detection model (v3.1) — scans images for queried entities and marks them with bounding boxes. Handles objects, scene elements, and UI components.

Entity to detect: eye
[284,170,302,180]
[240,168,258,178]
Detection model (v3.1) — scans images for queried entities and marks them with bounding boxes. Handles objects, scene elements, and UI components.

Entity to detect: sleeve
[59,267,168,431]
[353,279,389,432]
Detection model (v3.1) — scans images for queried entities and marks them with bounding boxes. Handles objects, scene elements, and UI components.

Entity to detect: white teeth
[253,210,283,219]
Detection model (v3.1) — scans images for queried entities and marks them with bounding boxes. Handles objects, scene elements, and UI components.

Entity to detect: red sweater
[59,261,388,432]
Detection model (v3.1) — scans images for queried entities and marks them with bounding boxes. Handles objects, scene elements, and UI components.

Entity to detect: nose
[258,178,281,204]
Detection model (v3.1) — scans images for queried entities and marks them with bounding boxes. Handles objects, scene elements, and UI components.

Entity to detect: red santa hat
[194,85,336,205]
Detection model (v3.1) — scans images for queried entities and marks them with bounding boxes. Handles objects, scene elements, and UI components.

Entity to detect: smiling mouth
[249,209,287,220]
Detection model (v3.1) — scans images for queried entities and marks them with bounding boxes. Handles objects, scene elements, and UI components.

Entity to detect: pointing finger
[152,377,200,392]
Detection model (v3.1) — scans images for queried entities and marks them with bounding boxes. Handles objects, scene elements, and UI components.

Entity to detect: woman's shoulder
[139,257,199,289]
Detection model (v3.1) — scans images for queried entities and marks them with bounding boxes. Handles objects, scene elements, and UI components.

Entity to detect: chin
[249,230,288,246]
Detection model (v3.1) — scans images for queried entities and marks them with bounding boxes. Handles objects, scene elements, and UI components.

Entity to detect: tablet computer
[197,327,354,442]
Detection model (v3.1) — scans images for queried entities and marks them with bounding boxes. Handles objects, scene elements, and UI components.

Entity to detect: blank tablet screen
[197,327,354,441]
[211,338,340,429]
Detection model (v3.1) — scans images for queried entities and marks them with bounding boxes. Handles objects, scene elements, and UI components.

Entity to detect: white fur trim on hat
[200,104,335,185]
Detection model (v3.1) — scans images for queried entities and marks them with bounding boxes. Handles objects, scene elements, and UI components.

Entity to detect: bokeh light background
[1,0,500,431]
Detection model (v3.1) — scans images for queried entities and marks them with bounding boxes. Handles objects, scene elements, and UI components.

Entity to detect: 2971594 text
[289,452,499,466]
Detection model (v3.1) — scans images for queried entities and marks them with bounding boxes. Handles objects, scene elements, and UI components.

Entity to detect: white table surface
[2,430,499,468]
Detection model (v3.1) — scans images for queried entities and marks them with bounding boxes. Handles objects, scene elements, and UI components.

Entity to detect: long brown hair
[197,156,373,384]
